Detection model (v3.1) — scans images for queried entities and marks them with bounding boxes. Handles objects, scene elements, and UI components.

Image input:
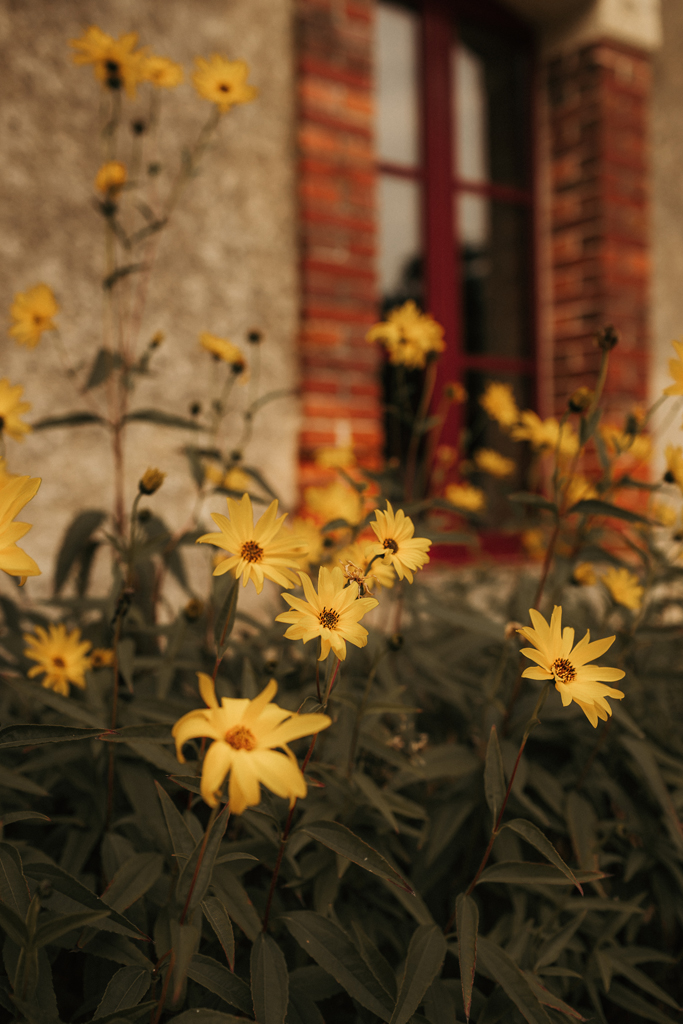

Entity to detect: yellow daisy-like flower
[9,284,59,349]
[199,333,247,374]
[303,480,364,528]
[601,425,651,464]
[95,160,127,194]
[197,494,304,594]
[90,648,115,668]
[664,339,683,397]
[0,474,41,583]
[601,567,643,612]
[473,448,515,478]
[511,411,579,458]
[287,516,326,572]
[445,483,486,512]
[564,475,598,509]
[315,445,356,470]
[24,623,92,697]
[337,538,395,592]
[141,54,184,89]
[480,382,520,428]
[366,301,445,370]
[276,566,378,661]
[518,606,625,728]
[368,501,431,583]
[573,562,597,586]
[664,444,683,490]
[0,380,31,442]
[224,466,251,492]
[69,26,145,98]
[651,499,677,528]
[173,674,331,811]
[522,528,546,561]
[192,55,257,113]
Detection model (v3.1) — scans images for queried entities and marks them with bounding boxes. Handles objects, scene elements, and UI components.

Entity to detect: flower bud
[149,331,164,349]
[444,381,467,403]
[183,598,205,621]
[90,648,114,669]
[596,324,619,351]
[568,386,593,413]
[247,329,263,344]
[139,468,166,495]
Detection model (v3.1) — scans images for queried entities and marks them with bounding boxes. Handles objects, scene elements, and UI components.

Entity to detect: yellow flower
[511,411,578,457]
[141,54,184,88]
[315,445,356,470]
[287,517,326,572]
[651,499,677,527]
[368,501,431,583]
[564,475,597,509]
[139,468,165,495]
[444,381,467,403]
[9,284,59,349]
[522,528,546,561]
[337,539,395,592]
[303,480,363,527]
[480,382,519,428]
[0,380,31,442]
[601,425,651,463]
[173,674,331,811]
[69,26,145,97]
[24,624,92,697]
[276,566,378,661]
[224,466,251,492]
[473,448,515,479]
[445,483,486,512]
[664,444,683,490]
[0,474,41,583]
[366,301,445,370]
[192,55,257,113]
[197,494,304,594]
[664,339,683,396]
[199,333,247,374]
[573,562,597,586]
[601,567,643,612]
[95,160,127,194]
[518,606,625,728]
[90,648,115,668]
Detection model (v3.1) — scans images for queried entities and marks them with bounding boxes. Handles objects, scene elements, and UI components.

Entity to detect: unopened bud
[190,401,201,416]
[596,324,619,351]
[131,119,146,135]
[139,468,166,495]
[388,633,404,651]
[247,329,263,344]
[568,386,593,413]
[444,381,467,403]
[183,598,205,621]
[149,331,164,349]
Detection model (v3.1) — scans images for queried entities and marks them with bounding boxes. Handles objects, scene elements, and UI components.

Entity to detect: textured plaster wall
[651,0,683,468]
[0,0,299,599]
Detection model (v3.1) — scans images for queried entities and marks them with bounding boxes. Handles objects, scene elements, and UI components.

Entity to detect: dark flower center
[240,540,263,563]
[52,656,66,669]
[319,608,339,630]
[225,725,256,750]
[219,83,231,92]
[552,657,576,684]
[105,59,122,89]
[0,417,5,431]
[383,538,399,553]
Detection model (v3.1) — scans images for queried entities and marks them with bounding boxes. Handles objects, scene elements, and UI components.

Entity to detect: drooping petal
[200,741,234,807]
[249,749,307,801]
[228,751,262,814]
[198,672,219,708]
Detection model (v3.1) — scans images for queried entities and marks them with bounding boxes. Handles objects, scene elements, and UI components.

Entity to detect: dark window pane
[378,174,424,310]
[457,196,532,358]
[376,3,421,167]
[454,24,531,188]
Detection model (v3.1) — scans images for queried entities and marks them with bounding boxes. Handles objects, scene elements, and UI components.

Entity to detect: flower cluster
[366,300,445,370]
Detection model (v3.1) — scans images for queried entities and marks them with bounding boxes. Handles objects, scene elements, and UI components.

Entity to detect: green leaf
[202,896,235,971]
[476,862,605,886]
[155,781,195,864]
[187,953,253,1015]
[353,771,400,832]
[351,921,396,1000]
[0,724,105,748]
[101,852,163,912]
[54,509,108,595]
[565,792,599,873]
[103,261,146,290]
[0,812,50,827]
[568,499,651,524]
[123,408,204,430]
[501,820,580,891]
[522,972,585,1020]
[389,924,447,1024]
[212,868,262,941]
[32,411,106,430]
[83,932,154,970]
[602,951,681,1011]
[604,981,679,1024]
[22,862,144,938]
[0,764,49,796]
[282,911,393,1021]
[300,821,413,892]
[621,736,683,855]
[0,841,31,914]
[251,932,289,1024]
[94,965,151,1018]
[168,1012,251,1024]
[455,893,479,1021]
[177,804,229,917]
[214,575,239,654]
[1,676,103,728]
[0,900,29,946]
[484,726,506,826]
[423,979,457,1024]
[85,348,122,390]
[34,909,110,947]
[477,936,551,1024]
[534,913,586,970]
[508,493,558,514]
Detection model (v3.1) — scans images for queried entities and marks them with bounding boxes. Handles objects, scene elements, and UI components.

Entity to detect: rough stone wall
[0,0,298,597]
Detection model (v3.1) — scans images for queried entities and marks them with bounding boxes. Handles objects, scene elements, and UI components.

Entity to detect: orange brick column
[295,0,382,488]
[548,41,651,416]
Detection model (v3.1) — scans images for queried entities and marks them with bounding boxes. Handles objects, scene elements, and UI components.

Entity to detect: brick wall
[548,40,651,416]
[295,0,382,487]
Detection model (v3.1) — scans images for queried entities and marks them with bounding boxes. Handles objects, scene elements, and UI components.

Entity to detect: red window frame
[377,0,538,454]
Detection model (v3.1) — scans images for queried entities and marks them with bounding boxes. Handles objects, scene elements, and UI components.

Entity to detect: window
[375,0,535,484]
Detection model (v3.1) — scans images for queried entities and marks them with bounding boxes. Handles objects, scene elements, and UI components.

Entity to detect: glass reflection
[378,175,423,310]
[453,43,488,183]
[457,195,531,358]
[376,3,420,167]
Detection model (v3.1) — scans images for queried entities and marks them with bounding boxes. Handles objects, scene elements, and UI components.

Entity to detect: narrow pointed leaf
[522,971,585,1019]
[423,979,457,1024]
[300,821,413,892]
[94,965,151,1017]
[23,862,144,938]
[123,408,204,430]
[534,913,586,971]
[476,862,605,886]
[484,726,506,825]
[251,932,289,1024]
[0,900,29,946]
[389,924,447,1024]
[455,892,478,1021]
[187,953,253,1014]
[605,982,679,1024]
[351,921,397,1000]
[502,820,581,891]
[0,764,49,796]
[202,896,235,971]
[0,724,105,748]
[0,811,50,827]
[101,852,163,912]
[0,841,30,914]
[177,803,230,916]
[477,936,551,1024]
[212,869,262,941]
[155,781,195,863]
[34,909,110,947]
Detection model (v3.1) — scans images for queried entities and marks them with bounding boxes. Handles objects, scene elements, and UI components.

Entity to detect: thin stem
[180,804,220,925]
[404,359,437,501]
[105,610,125,833]
[151,950,175,1024]
[346,649,388,778]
